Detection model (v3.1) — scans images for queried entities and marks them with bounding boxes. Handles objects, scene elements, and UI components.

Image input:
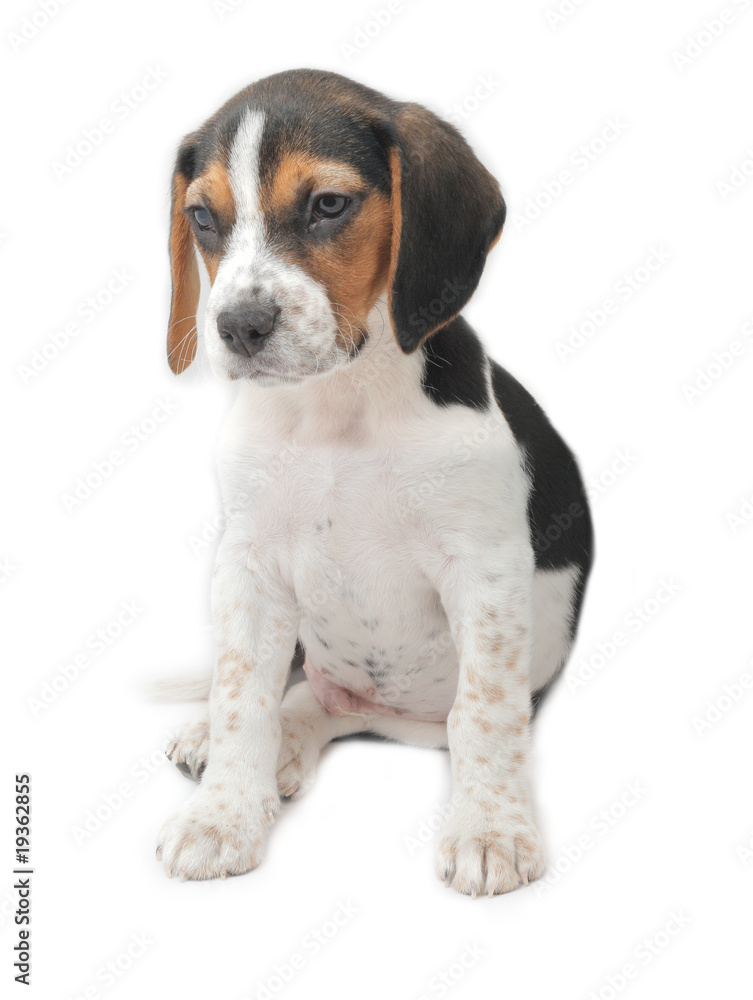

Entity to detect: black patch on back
[421,316,490,411]
[489,358,594,703]
[490,360,594,644]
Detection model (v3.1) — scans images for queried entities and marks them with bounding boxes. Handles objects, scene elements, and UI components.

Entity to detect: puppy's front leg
[157,531,298,880]
[435,543,545,896]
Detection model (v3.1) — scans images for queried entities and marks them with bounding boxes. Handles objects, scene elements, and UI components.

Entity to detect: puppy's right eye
[193,207,214,232]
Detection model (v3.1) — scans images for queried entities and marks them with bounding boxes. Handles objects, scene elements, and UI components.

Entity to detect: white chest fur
[214,326,530,722]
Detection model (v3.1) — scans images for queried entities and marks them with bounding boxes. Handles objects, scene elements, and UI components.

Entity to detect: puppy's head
[167,69,505,380]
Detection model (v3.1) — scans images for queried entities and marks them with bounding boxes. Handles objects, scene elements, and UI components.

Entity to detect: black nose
[216,305,280,358]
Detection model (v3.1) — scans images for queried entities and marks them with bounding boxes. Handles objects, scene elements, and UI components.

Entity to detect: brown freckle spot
[504,649,521,671]
[515,834,535,856]
[257,696,267,707]
[477,677,506,703]
[475,755,490,767]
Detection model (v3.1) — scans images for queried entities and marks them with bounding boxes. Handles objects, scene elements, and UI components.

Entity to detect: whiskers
[166,315,213,376]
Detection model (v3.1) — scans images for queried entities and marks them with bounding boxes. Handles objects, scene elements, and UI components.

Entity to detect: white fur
[159,296,582,893]
[204,109,347,384]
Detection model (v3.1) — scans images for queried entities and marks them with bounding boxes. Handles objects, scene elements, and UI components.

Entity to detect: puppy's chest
[247,446,461,718]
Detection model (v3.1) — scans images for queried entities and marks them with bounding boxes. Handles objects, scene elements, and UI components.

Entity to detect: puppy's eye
[313,194,350,220]
[193,207,214,231]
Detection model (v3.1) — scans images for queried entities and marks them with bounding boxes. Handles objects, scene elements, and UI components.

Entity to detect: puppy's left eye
[313,195,350,220]
[193,207,215,232]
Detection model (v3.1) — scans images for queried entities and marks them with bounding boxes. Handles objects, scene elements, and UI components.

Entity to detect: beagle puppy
[158,69,593,896]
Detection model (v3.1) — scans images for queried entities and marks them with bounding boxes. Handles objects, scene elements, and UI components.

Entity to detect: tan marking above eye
[185,160,236,223]
[183,161,236,285]
[265,153,365,214]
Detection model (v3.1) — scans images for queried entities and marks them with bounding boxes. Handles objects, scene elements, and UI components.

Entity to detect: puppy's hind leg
[277,681,369,798]
[367,715,448,749]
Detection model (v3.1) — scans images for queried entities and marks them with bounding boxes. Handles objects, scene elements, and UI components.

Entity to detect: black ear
[386,104,506,353]
[167,135,200,374]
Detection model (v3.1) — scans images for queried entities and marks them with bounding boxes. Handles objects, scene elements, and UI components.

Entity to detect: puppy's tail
[143,673,212,702]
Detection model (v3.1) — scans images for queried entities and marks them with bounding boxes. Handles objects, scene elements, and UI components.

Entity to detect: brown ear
[386,104,506,353]
[167,137,200,373]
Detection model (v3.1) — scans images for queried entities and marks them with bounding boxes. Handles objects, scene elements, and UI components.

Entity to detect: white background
[2,0,752,997]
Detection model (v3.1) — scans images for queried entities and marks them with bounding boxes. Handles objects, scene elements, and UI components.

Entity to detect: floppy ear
[167,137,200,373]
[386,104,506,353]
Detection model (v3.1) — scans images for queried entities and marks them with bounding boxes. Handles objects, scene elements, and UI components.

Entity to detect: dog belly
[295,582,459,723]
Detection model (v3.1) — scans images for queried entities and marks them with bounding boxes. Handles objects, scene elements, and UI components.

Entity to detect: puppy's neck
[234,298,426,446]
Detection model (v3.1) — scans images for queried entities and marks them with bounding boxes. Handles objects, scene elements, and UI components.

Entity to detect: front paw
[156,786,279,881]
[436,806,545,897]
[165,720,209,782]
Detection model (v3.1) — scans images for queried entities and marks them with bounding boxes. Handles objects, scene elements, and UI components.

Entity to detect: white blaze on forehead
[227,108,265,235]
